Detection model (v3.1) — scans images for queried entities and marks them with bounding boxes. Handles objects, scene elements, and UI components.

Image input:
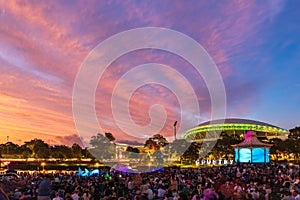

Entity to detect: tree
[89,133,116,160]
[289,126,300,139]
[50,145,73,159]
[19,144,32,159]
[144,134,168,150]
[71,143,83,159]
[181,142,201,162]
[25,139,50,158]
[210,135,241,158]
[152,149,164,166]
[105,132,116,143]
[167,139,191,160]
[0,142,21,157]
[269,138,284,154]
[82,147,95,159]
[126,146,141,159]
[126,146,140,153]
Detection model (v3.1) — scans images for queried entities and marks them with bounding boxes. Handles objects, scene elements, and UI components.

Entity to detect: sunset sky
[0,1,299,146]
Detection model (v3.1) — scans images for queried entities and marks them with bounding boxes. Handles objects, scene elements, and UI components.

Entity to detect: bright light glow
[235,148,270,163]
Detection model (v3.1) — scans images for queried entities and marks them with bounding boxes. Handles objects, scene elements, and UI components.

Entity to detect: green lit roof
[182,118,289,139]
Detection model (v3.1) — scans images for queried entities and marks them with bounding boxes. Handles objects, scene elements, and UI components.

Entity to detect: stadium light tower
[174,121,178,140]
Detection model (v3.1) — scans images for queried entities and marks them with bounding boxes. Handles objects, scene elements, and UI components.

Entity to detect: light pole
[41,162,46,172]
[6,136,9,156]
[174,121,177,140]
[95,162,100,168]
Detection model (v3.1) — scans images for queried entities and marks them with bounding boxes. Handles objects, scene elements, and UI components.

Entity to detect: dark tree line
[0,138,87,159]
[2,126,300,162]
[289,126,300,139]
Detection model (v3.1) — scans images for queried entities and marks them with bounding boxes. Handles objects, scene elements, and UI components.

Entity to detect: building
[232,130,272,163]
[182,118,289,142]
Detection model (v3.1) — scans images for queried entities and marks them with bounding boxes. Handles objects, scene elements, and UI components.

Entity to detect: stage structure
[232,130,272,163]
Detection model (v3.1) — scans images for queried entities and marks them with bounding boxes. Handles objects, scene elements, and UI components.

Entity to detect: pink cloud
[53,134,84,147]
[0,1,283,145]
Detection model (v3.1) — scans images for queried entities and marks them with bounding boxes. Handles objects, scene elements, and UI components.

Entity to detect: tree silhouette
[0,142,20,155]
[19,144,32,159]
[181,142,201,162]
[105,132,116,143]
[50,145,73,159]
[144,134,168,150]
[89,133,116,160]
[25,139,50,158]
[269,138,284,154]
[126,146,140,153]
[289,126,300,139]
[82,147,95,159]
[126,146,141,159]
[152,149,164,165]
[167,139,191,160]
[71,143,83,159]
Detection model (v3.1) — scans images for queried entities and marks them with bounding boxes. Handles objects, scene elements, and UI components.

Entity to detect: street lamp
[41,162,46,172]
[6,136,9,157]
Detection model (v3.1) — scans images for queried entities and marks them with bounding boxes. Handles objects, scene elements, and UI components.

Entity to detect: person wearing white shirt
[147,188,154,200]
[157,186,165,198]
[71,190,79,200]
[83,190,91,200]
[53,193,63,200]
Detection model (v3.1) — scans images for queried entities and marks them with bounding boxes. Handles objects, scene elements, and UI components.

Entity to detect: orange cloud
[0,0,285,146]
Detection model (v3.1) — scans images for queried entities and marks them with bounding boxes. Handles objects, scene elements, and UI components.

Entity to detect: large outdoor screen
[235,148,270,163]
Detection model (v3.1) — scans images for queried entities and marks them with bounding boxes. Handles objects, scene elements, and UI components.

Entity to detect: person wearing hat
[37,179,52,200]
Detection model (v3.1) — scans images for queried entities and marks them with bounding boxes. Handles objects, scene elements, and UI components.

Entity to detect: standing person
[14,189,22,200]
[37,179,52,200]
[82,190,91,200]
[294,190,300,200]
[249,188,259,200]
[57,189,64,199]
[170,177,178,192]
[234,183,243,194]
[146,186,154,200]
[157,186,165,199]
[202,187,219,200]
[71,190,79,200]
[282,191,295,200]
[53,193,63,200]
[220,181,234,200]
[0,187,9,200]
[191,193,201,200]
[128,178,134,193]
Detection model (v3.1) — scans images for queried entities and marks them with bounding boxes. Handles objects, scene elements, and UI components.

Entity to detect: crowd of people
[1,163,300,200]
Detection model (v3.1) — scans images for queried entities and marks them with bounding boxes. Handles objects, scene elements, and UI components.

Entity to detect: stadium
[182,118,289,142]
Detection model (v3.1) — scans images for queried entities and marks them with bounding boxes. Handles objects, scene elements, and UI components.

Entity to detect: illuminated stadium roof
[182,118,289,141]
[198,118,281,129]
